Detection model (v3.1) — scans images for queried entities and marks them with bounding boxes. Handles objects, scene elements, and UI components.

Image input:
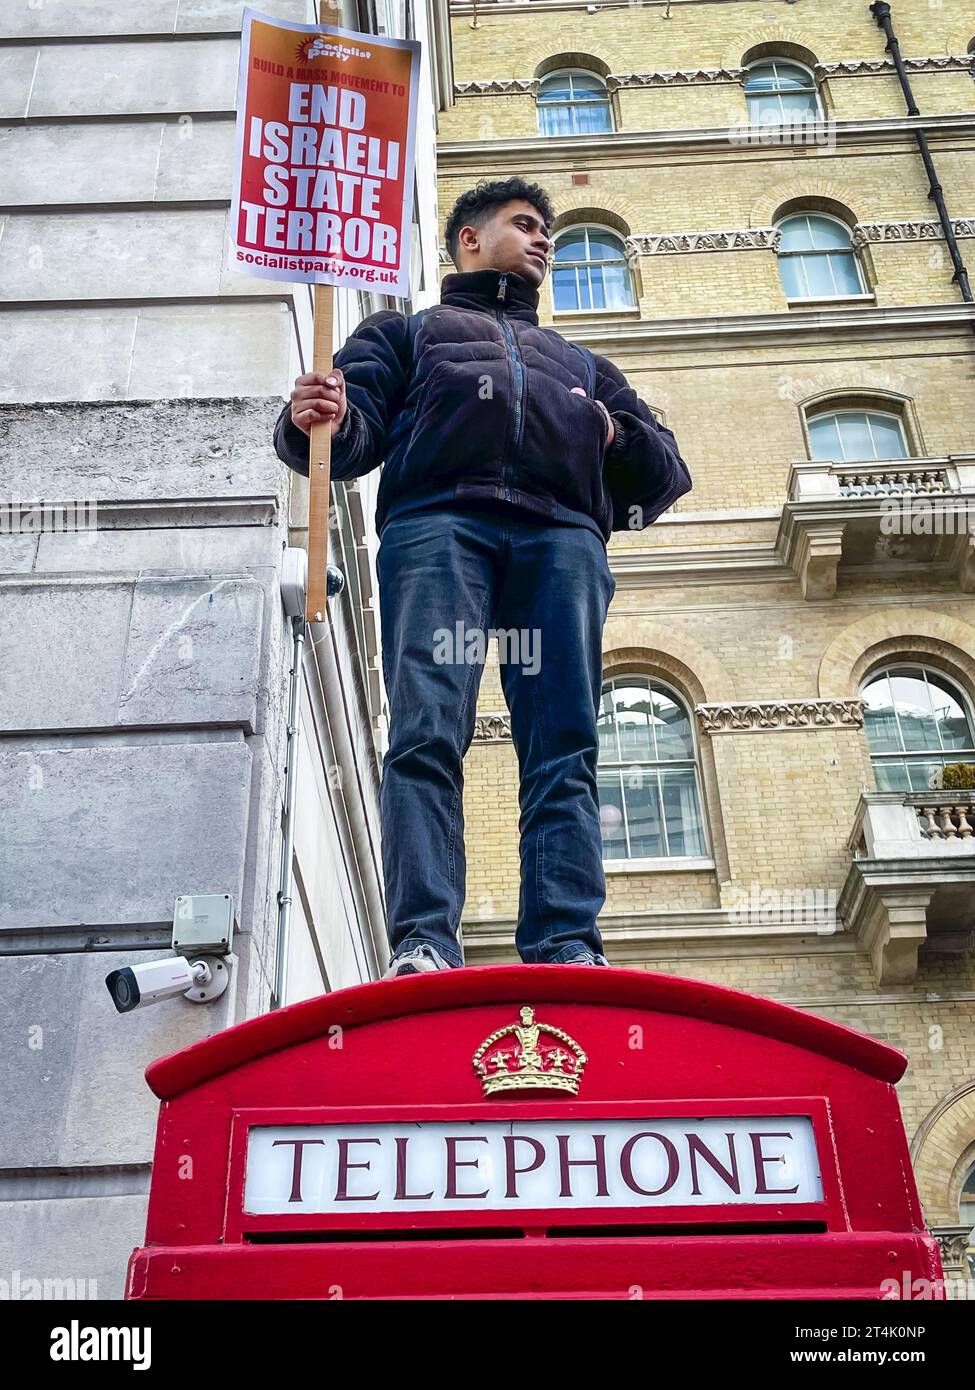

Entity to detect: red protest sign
[231,7,421,298]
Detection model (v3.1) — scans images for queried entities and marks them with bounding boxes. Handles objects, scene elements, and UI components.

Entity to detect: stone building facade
[440,0,975,1287]
[0,0,450,1298]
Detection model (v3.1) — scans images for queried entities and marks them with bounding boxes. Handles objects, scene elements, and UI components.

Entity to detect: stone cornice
[550,301,975,353]
[426,290,975,353]
[460,907,860,963]
[608,543,788,588]
[437,112,975,165]
[696,699,866,733]
[453,54,975,96]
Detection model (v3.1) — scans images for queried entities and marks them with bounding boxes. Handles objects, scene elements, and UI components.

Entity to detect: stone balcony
[839,791,975,986]
[777,453,975,599]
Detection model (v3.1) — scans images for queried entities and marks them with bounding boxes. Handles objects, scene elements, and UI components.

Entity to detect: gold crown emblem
[473,1006,587,1096]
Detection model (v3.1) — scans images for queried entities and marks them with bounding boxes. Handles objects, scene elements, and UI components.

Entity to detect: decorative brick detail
[696,699,866,733]
[853,219,975,245]
[452,55,975,99]
[473,712,512,742]
[816,55,975,78]
[608,68,745,88]
[455,77,541,96]
[628,228,780,255]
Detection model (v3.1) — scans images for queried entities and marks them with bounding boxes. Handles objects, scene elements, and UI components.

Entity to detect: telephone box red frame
[126,965,942,1300]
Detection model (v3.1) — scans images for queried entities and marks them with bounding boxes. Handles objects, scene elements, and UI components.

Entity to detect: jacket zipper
[495,272,526,503]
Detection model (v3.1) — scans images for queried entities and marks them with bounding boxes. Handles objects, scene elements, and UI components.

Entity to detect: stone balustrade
[909,795,975,840]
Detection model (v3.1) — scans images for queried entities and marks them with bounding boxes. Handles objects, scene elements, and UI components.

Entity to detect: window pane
[538,103,573,137]
[539,77,573,102]
[574,101,612,134]
[661,769,706,856]
[825,251,862,294]
[929,678,975,751]
[873,759,911,792]
[867,414,906,459]
[570,74,607,97]
[602,261,633,307]
[613,685,655,762]
[780,92,819,119]
[744,65,778,93]
[778,255,808,298]
[552,265,580,311]
[959,1163,975,1225]
[597,771,627,858]
[774,64,815,92]
[836,412,876,461]
[587,265,606,310]
[554,232,587,262]
[863,675,903,754]
[651,688,694,759]
[623,775,664,857]
[808,414,843,459]
[888,672,939,751]
[586,229,625,261]
[749,94,784,123]
[777,217,813,252]
[807,217,853,250]
[904,758,944,792]
[597,690,619,761]
[800,252,838,297]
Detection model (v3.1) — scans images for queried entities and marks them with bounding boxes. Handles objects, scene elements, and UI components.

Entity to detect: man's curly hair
[444,178,556,269]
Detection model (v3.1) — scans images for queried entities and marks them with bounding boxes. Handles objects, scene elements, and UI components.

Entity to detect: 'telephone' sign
[229,7,420,295]
[243,1117,823,1215]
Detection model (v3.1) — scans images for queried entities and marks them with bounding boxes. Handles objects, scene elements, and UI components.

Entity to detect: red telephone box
[126,966,942,1300]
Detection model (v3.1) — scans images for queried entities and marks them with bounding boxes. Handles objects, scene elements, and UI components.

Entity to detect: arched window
[861,665,975,792]
[744,60,821,124]
[808,409,908,462]
[553,225,635,312]
[775,213,865,299]
[537,70,613,136]
[597,677,708,859]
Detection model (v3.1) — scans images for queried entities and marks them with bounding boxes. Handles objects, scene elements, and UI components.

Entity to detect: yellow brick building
[439,0,975,1284]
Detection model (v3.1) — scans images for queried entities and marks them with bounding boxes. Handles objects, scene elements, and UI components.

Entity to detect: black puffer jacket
[273,267,691,544]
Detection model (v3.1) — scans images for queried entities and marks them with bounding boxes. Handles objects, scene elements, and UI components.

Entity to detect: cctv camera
[105,956,229,1014]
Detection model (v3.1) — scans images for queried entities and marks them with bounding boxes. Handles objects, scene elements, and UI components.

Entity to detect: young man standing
[274,177,692,977]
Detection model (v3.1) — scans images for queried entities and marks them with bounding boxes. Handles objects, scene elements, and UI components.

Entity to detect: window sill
[554,307,641,320]
[604,856,715,873]
[785,294,875,308]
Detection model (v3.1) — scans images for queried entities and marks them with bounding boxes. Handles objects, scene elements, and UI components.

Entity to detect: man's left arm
[592,354,692,530]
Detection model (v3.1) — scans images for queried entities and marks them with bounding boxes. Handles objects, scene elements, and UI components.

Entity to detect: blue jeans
[377,506,616,967]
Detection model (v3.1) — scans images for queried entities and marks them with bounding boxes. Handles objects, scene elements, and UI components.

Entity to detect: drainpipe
[869,1,973,306]
[272,613,306,1010]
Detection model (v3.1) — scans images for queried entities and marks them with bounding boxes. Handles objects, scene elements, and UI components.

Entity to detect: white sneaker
[383,943,457,978]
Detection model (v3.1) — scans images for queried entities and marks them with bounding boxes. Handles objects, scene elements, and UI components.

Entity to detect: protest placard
[230,6,421,617]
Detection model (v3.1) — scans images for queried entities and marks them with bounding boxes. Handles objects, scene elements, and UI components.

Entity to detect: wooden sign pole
[304,1,342,624]
[305,281,335,622]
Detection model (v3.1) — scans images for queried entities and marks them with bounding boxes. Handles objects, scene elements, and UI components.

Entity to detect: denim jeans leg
[495,519,616,964]
[377,509,502,967]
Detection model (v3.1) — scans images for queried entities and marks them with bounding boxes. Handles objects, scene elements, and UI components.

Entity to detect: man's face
[456,199,552,286]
